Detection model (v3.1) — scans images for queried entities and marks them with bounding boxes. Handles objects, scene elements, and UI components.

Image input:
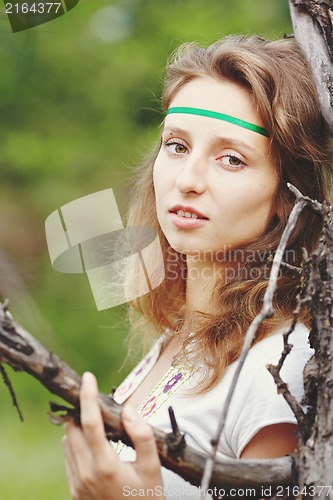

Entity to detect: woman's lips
[169,212,209,229]
[169,205,208,220]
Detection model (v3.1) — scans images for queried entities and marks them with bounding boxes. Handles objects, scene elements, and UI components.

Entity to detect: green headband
[166,107,269,137]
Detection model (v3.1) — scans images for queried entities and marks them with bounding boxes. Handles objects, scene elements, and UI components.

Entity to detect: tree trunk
[295,210,333,498]
[289,0,333,134]
[288,2,333,497]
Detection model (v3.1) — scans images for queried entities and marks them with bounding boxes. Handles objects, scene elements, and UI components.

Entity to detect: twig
[266,314,306,428]
[266,253,317,430]
[200,189,308,493]
[287,183,326,213]
[280,261,303,274]
[167,406,186,453]
[0,362,24,422]
[267,251,303,274]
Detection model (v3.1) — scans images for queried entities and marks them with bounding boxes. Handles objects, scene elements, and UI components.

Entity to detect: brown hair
[126,35,333,393]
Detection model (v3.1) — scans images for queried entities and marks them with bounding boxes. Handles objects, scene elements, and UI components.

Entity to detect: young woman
[62,35,333,499]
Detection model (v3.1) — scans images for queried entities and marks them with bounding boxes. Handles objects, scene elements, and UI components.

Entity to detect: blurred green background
[0,1,292,498]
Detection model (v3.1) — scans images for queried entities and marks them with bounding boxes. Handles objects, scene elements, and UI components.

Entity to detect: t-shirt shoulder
[226,323,313,457]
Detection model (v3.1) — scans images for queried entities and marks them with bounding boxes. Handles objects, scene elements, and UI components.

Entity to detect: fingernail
[82,371,95,387]
[122,404,138,424]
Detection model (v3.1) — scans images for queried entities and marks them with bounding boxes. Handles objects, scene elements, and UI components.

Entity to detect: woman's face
[153,76,278,259]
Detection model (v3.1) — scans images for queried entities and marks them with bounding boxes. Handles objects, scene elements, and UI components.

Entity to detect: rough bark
[289,0,333,134]
[295,206,333,498]
[287,3,333,496]
[264,195,333,499]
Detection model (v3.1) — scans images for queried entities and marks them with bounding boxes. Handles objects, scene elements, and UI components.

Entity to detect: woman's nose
[175,153,207,194]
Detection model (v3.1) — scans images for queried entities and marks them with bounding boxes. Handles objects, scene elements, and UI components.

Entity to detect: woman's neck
[185,255,237,314]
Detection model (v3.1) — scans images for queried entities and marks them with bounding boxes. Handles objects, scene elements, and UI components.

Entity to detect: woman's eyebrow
[215,137,259,157]
[163,126,259,156]
[162,125,189,137]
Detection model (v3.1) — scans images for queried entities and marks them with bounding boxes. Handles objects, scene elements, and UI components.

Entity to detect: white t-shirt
[113,323,312,499]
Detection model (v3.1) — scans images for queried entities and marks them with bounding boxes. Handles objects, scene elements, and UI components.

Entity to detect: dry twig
[200,185,309,494]
[0,302,296,496]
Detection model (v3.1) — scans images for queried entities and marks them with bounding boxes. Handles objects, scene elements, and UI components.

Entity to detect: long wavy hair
[126,35,333,393]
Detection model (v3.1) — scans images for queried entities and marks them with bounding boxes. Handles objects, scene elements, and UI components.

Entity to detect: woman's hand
[62,372,164,500]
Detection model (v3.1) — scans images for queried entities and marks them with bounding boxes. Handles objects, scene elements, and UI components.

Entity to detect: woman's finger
[122,404,161,478]
[65,421,88,451]
[79,371,107,455]
[62,432,76,468]
[64,421,92,471]
[62,432,81,498]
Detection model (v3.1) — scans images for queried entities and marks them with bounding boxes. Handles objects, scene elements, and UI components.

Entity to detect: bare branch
[0,183,330,495]
[266,256,315,432]
[267,313,307,428]
[278,260,303,274]
[0,361,24,422]
[0,302,296,495]
[200,192,308,493]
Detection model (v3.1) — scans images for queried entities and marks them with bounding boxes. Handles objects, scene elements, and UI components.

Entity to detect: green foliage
[0,1,291,498]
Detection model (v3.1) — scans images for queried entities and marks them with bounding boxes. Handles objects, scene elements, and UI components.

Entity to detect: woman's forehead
[166,107,269,138]
[168,76,267,138]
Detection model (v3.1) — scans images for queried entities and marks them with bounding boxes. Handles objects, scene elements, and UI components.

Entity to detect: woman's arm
[62,372,164,500]
[240,423,298,459]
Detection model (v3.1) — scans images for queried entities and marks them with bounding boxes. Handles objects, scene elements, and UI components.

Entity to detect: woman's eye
[174,144,187,154]
[228,156,241,166]
[218,154,246,169]
[163,140,188,155]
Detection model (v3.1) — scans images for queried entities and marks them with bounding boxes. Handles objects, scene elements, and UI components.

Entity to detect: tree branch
[200,184,328,497]
[0,302,296,496]
[200,189,308,494]
[266,251,317,437]
[267,319,308,429]
[0,361,24,422]
[0,184,326,496]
